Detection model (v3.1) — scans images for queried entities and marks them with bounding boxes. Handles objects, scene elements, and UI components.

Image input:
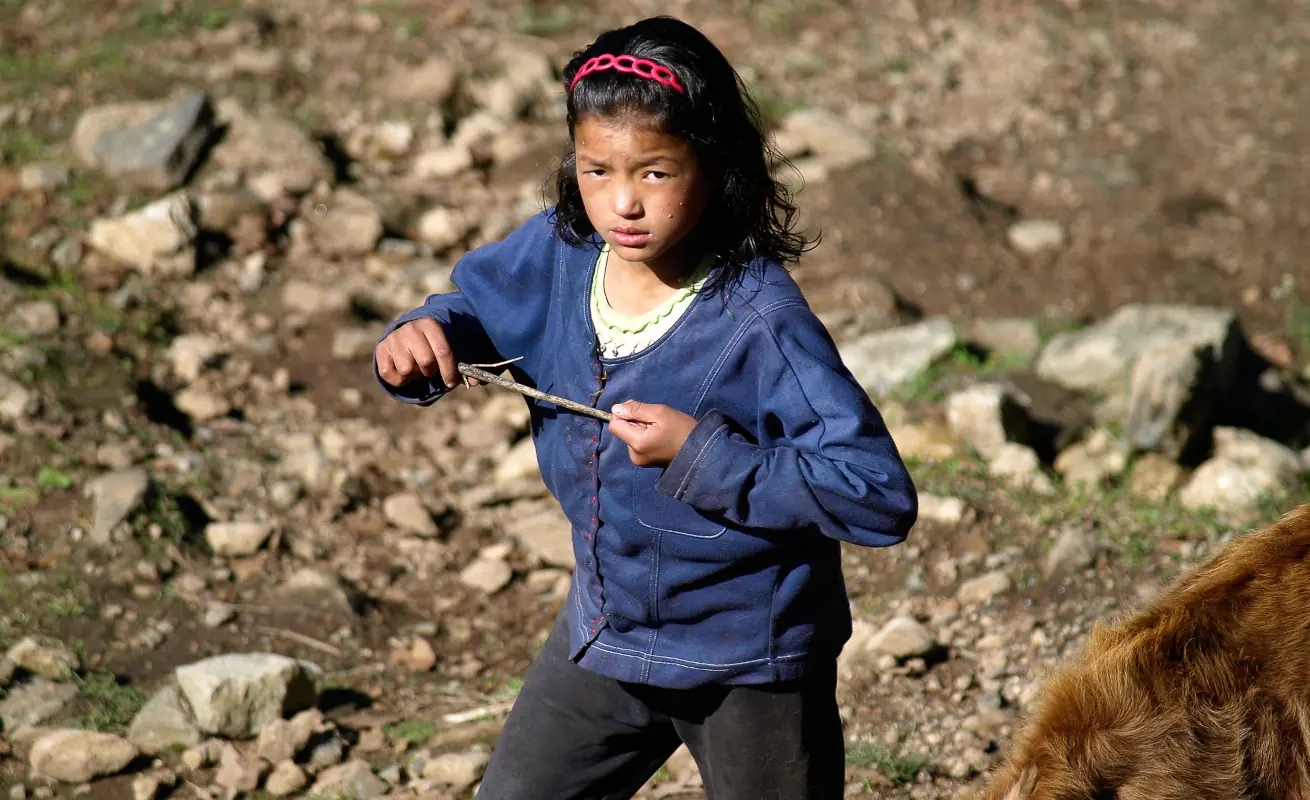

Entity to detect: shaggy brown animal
[983,502,1310,800]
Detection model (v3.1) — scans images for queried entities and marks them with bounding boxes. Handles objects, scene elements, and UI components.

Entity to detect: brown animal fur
[983,502,1310,800]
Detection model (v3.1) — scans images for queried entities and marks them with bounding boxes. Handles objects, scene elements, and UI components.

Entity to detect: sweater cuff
[371,318,450,406]
[657,409,731,500]
[373,357,449,406]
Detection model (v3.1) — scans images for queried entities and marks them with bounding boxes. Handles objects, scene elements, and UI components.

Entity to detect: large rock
[309,759,389,800]
[987,443,1055,494]
[1043,525,1099,578]
[0,678,78,729]
[270,568,358,618]
[1123,340,1227,458]
[0,374,39,422]
[383,493,438,537]
[210,104,332,197]
[126,684,202,755]
[87,192,198,278]
[957,570,1012,606]
[868,616,935,659]
[1053,428,1128,488]
[1035,304,1241,395]
[72,91,216,190]
[311,190,383,256]
[474,46,556,121]
[494,436,540,484]
[887,421,964,462]
[256,708,320,763]
[505,507,575,569]
[85,468,150,544]
[265,760,308,796]
[6,301,60,337]
[174,654,320,739]
[413,144,475,180]
[422,750,491,790]
[964,317,1042,362]
[776,108,874,168]
[204,521,274,557]
[1006,219,1066,254]
[1178,427,1305,512]
[945,383,1032,460]
[6,637,79,679]
[166,334,226,384]
[383,58,460,105]
[459,557,513,595]
[838,318,958,398]
[29,729,138,783]
[214,744,267,791]
[414,206,471,253]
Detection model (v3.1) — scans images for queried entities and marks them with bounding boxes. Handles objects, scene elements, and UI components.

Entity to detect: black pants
[475,607,846,799]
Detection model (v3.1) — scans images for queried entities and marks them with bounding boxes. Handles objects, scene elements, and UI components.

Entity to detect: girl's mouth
[611,229,653,247]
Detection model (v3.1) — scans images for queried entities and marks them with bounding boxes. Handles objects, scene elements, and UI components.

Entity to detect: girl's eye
[584,168,606,177]
[646,171,669,180]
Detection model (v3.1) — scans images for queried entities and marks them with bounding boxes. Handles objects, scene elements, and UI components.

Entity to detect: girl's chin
[607,242,663,262]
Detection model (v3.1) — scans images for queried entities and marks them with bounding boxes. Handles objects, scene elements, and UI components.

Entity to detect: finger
[409,339,439,379]
[376,348,402,386]
[416,321,459,388]
[389,344,417,382]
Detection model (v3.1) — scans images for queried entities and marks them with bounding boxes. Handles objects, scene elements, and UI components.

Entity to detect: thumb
[611,400,644,419]
[608,417,637,445]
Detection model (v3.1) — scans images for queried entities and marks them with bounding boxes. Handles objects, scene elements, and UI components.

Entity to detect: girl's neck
[603,239,707,318]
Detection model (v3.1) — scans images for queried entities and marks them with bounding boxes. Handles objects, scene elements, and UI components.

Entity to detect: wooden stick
[442,699,517,724]
[255,625,344,658]
[458,362,612,422]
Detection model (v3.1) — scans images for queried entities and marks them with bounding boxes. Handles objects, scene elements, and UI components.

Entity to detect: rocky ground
[1,0,1308,798]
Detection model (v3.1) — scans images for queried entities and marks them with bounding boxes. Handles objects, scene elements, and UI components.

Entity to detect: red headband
[568,54,685,93]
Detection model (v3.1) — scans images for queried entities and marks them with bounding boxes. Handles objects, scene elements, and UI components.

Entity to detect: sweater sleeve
[373,210,559,406]
[656,301,918,547]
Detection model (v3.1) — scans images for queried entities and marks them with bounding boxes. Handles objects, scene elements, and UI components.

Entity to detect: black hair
[552,16,816,294]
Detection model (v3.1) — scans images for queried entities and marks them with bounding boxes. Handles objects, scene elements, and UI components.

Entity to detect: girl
[374,16,917,799]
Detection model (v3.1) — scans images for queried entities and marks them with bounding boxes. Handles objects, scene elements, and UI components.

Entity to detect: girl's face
[574,114,709,277]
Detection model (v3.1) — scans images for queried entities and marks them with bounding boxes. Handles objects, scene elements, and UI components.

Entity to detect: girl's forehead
[574,115,687,154]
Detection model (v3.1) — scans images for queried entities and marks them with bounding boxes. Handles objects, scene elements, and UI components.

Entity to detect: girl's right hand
[375,318,478,389]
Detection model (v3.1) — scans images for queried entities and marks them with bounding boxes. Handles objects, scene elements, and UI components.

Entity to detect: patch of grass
[903,454,989,502]
[517,7,576,37]
[1283,290,1310,360]
[0,485,39,508]
[652,764,674,782]
[498,675,524,696]
[890,368,946,404]
[129,487,198,553]
[845,740,925,786]
[72,671,149,734]
[1,2,243,100]
[886,56,913,74]
[892,344,1032,405]
[385,717,439,744]
[36,466,73,491]
[751,87,804,125]
[43,568,93,618]
[0,129,51,164]
[1121,531,1154,566]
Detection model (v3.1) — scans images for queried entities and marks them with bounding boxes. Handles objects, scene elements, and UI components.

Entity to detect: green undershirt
[590,244,712,359]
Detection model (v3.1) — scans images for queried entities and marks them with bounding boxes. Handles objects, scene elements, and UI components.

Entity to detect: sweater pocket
[633,467,726,540]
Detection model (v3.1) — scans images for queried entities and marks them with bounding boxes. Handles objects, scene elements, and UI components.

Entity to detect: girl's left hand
[609,401,698,467]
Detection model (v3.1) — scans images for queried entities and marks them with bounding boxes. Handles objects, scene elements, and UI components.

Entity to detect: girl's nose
[613,185,642,218]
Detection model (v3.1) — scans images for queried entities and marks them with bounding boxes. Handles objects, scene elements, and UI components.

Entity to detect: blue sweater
[375,208,918,688]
